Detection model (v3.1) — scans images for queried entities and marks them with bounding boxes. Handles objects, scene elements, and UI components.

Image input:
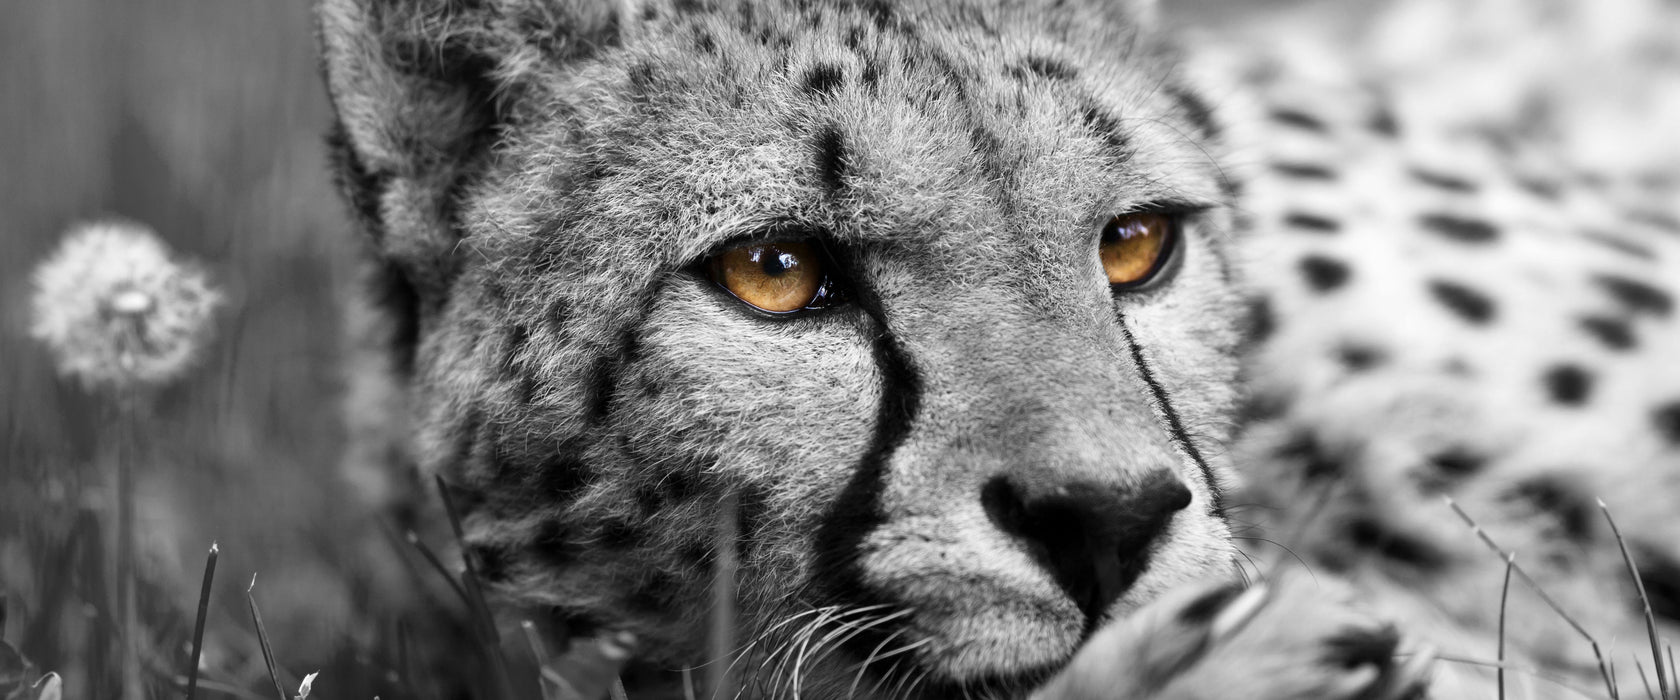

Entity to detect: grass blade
[404,531,473,612]
[1600,499,1672,700]
[433,476,513,699]
[245,574,288,700]
[1446,497,1616,698]
[522,621,560,700]
[186,542,219,700]
[709,491,739,700]
[1499,553,1514,700]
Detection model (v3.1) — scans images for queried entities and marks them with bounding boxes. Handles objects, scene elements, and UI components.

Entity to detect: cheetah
[316,0,1677,697]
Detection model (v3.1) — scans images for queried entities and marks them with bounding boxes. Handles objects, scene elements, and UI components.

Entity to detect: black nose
[981,470,1192,624]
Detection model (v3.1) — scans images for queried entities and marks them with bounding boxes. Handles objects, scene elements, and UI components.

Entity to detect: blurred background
[0,0,381,697]
[0,0,1365,698]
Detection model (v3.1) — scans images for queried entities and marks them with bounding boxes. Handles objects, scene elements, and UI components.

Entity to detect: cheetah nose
[981,470,1192,626]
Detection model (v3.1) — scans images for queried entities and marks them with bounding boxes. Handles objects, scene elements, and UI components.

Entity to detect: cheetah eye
[707,240,843,314]
[1100,212,1179,289]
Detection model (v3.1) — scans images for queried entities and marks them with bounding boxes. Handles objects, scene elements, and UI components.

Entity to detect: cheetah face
[322,0,1245,693]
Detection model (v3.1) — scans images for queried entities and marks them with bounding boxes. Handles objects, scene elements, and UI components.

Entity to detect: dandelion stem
[117,390,142,700]
[186,542,218,700]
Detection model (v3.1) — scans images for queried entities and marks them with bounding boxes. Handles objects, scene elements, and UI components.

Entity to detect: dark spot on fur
[1428,279,1497,324]
[547,299,570,332]
[1416,448,1485,492]
[1543,364,1593,406]
[1579,315,1637,351]
[1335,342,1386,372]
[969,126,1011,187]
[1177,583,1244,626]
[814,124,847,192]
[1442,357,1475,376]
[1631,209,1680,233]
[695,30,716,54]
[1346,519,1448,569]
[627,571,683,614]
[641,4,658,20]
[1269,108,1327,132]
[634,469,703,515]
[1274,431,1340,480]
[1244,296,1275,344]
[859,59,881,90]
[1503,477,1594,540]
[861,0,894,30]
[1595,274,1672,318]
[1631,545,1680,622]
[1411,168,1479,193]
[532,454,593,502]
[1237,391,1288,424]
[467,543,513,583]
[1344,517,1451,570]
[1369,106,1400,137]
[1022,55,1077,80]
[803,63,844,98]
[500,324,529,373]
[627,61,658,93]
[1081,103,1132,158]
[1271,162,1337,180]
[1284,212,1341,234]
[534,520,582,567]
[1419,213,1499,243]
[1322,624,1402,669]
[599,519,646,550]
[679,541,712,565]
[1299,255,1352,292]
[845,24,866,50]
[1583,231,1655,259]
[1653,401,1680,446]
[1430,449,1485,477]
[736,1,756,31]
[1517,177,1561,199]
[370,260,420,376]
[1168,85,1219,139]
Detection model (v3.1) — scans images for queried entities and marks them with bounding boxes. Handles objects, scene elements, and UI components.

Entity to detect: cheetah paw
[1030,573,1434,700]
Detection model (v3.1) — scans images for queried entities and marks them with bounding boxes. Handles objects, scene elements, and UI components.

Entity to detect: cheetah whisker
[799,608,916,694]
[847,627,914,698]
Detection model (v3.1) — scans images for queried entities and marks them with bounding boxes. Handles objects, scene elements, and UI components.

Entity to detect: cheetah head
[320,0,1245,694]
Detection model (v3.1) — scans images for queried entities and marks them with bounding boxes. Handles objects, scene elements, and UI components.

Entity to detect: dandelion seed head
[29,220,222,390]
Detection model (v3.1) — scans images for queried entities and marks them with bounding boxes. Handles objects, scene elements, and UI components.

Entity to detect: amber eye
[708,240,839,313]
[1100,212,1177,288]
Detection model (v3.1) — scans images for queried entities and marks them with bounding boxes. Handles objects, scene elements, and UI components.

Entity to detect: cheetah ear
[317,0,625,301]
